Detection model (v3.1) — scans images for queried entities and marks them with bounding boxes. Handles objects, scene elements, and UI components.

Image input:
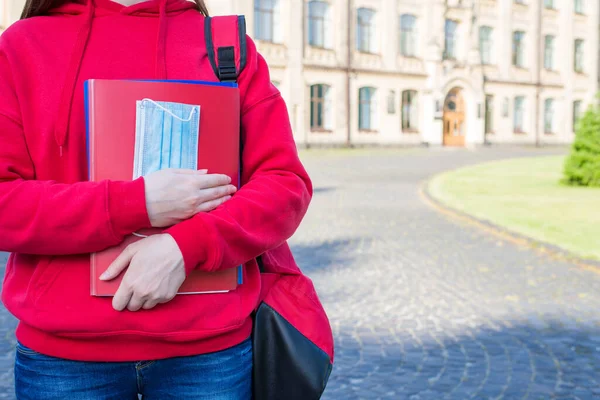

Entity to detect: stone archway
[443,88,466,147]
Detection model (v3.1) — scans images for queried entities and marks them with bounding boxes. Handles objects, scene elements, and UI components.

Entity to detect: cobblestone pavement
[2,146,600,399]
[290,147,600,400]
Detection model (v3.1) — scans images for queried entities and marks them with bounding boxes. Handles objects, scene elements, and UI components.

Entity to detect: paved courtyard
[1,146,600,399]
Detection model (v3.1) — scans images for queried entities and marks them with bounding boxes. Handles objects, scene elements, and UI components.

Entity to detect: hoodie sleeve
[165,37,312,274]
[0,48,150,255]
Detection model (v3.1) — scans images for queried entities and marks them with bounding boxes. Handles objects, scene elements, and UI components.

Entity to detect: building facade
[2,0,598,147]
[208,0,600,147]
[0,0,7,34]
[0,0,24,34]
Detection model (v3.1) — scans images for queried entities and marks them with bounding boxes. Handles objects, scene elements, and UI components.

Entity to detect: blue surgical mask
[133,99,201,179]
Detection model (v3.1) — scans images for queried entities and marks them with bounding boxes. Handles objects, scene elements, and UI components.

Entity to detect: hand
[100,234,186,312]
[143,169,236,228]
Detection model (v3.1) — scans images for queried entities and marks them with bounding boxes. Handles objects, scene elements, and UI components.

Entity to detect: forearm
[0,177,150,255]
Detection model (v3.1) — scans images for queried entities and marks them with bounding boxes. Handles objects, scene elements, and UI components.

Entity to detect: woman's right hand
[143,169,236,228]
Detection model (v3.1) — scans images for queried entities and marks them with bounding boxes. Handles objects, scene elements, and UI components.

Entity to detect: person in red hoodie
[0,0,312,398]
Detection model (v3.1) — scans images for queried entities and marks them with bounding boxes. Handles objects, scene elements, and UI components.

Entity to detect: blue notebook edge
[84,81,90,181]
[129,79,238,88]
[84,78,243,285]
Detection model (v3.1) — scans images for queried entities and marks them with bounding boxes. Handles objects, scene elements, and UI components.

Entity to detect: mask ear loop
[141,98,197,121]
[132,99,198,240]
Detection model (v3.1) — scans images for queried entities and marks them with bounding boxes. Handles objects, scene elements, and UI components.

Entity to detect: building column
[421,0,445,146]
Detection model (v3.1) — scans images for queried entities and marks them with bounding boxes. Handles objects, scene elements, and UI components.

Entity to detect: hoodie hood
[51,0,197,156]
[50,0,196,17]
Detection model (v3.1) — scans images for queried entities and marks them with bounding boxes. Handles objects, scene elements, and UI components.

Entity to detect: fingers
[110,235,184,312]
[142,292,175,310]
[142,299,159,310]
[101,243,138,281]
[169,168,208,175]
[112,281,134,312]
[194,184,236,213]
[194,174,232,190]
[196,195,232,213]
[202,184,237,200]
[126,293,146,312]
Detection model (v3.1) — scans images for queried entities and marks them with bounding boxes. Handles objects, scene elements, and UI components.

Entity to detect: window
[544,35,555,70]
[272,81,280,88]
[485,95,494,134]
[573,100,583,131]
[356,8,376,53]
[358,87,377,131]
[387,90,396,114]
[400,14,418,57]
[444,20,458,60]
[544,0,555,9]
[575,0,584,14]
[544,99,555,134]
[514,0,526,4]
[308,1,332,49]
[254,0,281,43]
[513,96,525,133]
[479,26,493,65]
[310,84,332,131]
[574,39,584,73]
[401,90,418,132]
[512,31,525,67]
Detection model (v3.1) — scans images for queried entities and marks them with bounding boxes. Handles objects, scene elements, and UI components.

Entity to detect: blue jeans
[14,338,252,400]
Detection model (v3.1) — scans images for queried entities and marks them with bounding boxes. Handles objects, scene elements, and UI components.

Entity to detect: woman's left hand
[100,234,186,312]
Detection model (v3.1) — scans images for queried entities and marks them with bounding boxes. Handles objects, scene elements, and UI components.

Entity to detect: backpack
[204,15,334,400]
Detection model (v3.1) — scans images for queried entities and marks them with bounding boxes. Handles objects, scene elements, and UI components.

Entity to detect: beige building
[208,0,600,147]
[0,0,24,34]
[3,0,599,146]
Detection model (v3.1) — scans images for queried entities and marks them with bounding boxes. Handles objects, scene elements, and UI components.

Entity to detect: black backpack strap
[204,15,247,83]
[204,14,263,270]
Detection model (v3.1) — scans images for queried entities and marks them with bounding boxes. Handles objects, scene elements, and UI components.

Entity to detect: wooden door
[443,89,466,147]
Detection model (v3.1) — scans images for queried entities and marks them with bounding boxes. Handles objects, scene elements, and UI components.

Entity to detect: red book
[85,79,242,296]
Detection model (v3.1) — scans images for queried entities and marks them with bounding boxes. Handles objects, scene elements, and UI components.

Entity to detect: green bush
[563,101,600,187]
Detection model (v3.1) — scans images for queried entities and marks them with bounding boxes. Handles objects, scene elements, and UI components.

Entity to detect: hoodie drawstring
[54,0,95,157]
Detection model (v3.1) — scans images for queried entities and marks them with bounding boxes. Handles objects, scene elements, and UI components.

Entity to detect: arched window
[574,39,584,73]
[512,31,525,67]
[573,100,583,131]
[444,19,458,60]
[400,15,417,57]
[513,96,526,133]
[254,0,282,43]
[544,35,555,70]
[356,8,376,53]
[401,90,418,132]
[479,26,493,65]
[310,84,332,131]
[544,98,555,134]
[308,1,333,49]
[358,87,377,130]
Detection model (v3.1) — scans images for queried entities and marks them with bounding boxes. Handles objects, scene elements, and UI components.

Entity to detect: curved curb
[419,178,600,274]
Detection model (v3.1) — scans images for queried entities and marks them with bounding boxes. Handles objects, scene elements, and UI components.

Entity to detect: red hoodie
[0,0,312,361]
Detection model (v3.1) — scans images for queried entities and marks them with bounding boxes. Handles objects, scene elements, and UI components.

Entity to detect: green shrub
[563,101,600,187]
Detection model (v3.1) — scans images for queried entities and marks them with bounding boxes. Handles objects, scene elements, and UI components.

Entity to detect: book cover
[85,79,243,296]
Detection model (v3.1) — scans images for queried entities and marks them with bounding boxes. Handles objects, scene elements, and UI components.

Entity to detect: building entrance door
[443,88,466,147]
